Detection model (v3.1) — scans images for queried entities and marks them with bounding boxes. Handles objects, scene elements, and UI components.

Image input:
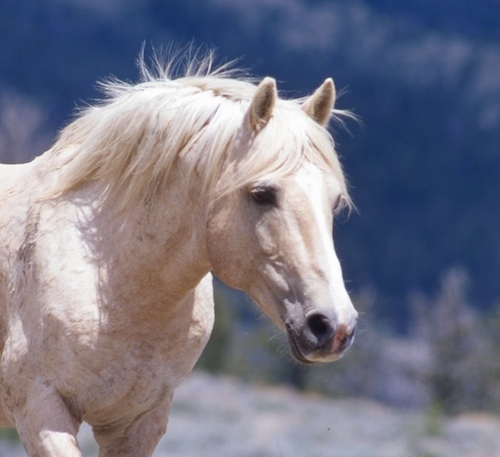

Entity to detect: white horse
[0,57,358,456]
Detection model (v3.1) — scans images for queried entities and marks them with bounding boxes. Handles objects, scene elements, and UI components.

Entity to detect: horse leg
[92,395,171,457]
[8,379,82,457]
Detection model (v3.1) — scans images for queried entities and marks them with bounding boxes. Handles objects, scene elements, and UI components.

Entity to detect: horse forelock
[47,57,351,212]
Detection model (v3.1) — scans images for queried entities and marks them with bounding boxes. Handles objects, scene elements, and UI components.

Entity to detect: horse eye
[250,186,277,206]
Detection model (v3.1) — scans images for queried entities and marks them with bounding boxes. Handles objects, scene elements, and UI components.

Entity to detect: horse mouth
[285,325,315,364]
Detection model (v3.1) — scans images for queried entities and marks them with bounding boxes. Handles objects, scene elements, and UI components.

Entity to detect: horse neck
[91,164,213,308]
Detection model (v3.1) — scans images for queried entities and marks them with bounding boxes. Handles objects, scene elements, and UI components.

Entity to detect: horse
[0,56,358,456]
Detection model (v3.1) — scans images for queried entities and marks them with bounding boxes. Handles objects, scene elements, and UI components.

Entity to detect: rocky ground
[1,371,500,456]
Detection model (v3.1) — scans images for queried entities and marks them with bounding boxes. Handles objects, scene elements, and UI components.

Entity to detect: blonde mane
[47,55,352,211]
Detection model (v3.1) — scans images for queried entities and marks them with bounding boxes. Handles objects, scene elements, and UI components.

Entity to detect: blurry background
[1,0,500,455]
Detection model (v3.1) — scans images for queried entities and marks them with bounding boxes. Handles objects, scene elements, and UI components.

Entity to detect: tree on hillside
[411,268,496,413]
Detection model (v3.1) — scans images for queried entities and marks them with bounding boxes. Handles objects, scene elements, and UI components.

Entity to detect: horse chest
[76,283,214,422]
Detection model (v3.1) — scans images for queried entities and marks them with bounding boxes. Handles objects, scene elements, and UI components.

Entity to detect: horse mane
[47,53,352,212]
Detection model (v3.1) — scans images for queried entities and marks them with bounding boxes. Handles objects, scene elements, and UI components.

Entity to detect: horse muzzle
[285,312,357,364]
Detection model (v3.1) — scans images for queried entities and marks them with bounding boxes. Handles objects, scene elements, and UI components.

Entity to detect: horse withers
[0,57,358,456]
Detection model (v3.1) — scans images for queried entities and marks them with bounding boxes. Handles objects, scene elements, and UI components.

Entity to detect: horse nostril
[306,313,334,345]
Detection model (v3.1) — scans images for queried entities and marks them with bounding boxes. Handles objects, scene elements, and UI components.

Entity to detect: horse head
[207,78,358,363]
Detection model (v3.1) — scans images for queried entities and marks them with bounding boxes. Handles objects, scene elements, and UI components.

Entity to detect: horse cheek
[206,206,257,291]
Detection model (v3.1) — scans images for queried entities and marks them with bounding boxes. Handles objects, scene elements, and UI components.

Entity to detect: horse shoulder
[0,162,43,355]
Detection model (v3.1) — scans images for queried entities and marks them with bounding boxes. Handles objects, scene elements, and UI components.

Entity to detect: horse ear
[302,78,336,126]
[248,77,277,131]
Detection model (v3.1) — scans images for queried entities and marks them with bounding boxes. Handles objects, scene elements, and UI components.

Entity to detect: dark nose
[305,313,335,347]
[305,313,357,352]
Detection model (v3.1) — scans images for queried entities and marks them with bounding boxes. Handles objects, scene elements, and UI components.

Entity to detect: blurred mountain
[1,0,499,326]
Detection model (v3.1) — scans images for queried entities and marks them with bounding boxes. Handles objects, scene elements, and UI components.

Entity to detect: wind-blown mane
[47,55,351,211]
